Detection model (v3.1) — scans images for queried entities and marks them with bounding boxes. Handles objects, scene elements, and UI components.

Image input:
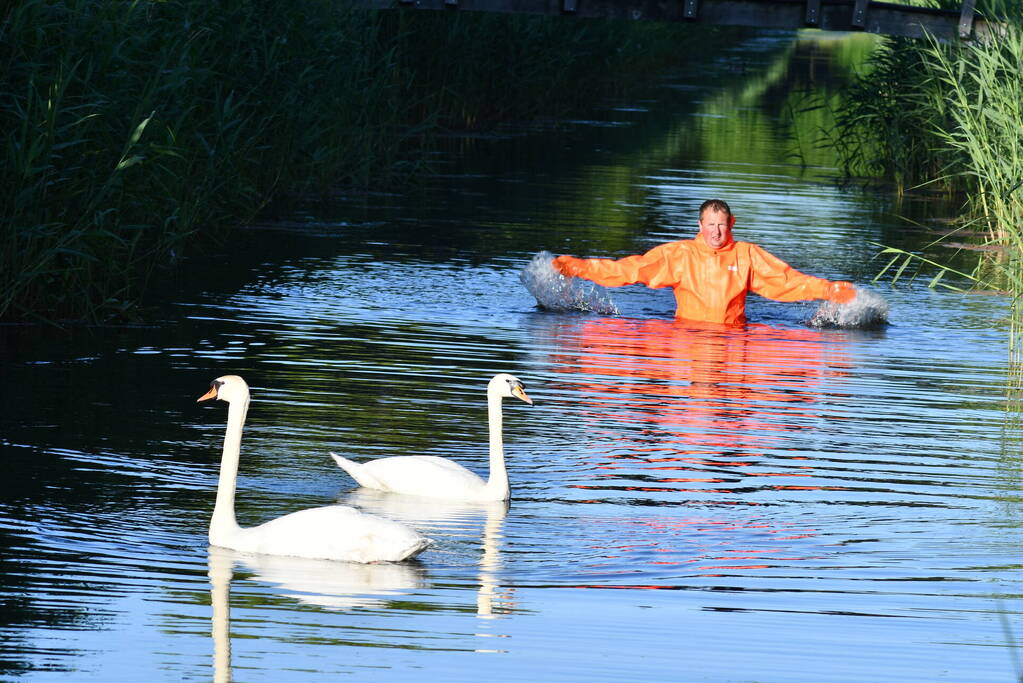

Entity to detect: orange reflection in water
[548,317,852,495]
[541,317,856,580]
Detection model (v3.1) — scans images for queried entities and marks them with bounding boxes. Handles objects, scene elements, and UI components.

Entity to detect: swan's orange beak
[197,385,219,402]
[512,385,533,405]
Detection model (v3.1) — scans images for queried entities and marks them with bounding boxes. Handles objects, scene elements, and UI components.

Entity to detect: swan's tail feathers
[404,536,434,561]
[329,451,382,489]
[329,451,360,476]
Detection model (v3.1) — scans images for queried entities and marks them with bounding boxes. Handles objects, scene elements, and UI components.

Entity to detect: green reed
[2,0,406,324]
[3,0,713,326]
[828,5,1023,376]
[924,21,1023,374]
[828,38,959,194]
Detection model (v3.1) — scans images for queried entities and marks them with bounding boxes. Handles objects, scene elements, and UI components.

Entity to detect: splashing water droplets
[520,252,886,328]
[520,251,619,315]
[809,286,889,329]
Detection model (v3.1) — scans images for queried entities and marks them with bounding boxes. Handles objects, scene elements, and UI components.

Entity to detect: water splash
[519,251,619,315]
[808,286,889,329]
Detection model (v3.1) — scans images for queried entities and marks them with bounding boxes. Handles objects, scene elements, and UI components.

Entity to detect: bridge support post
[805,0,821,26]
[958,0,977,37]
[851,0,868,28]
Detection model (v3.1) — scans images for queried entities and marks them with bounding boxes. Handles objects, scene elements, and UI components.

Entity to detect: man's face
[699,209,733,249]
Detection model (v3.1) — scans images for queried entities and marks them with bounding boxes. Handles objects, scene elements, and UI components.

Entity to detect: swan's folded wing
[359,455,488,498]
[243,505,431,563]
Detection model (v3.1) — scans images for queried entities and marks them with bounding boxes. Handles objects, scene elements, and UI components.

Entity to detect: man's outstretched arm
[553,244,677,289]
[748,244,855,303]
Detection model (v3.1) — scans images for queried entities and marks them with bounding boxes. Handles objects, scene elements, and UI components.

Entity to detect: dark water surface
[3,30,1021,682]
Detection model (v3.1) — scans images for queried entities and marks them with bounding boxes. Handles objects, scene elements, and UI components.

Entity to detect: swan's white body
[199,375,430,563]
[331,373,532,502]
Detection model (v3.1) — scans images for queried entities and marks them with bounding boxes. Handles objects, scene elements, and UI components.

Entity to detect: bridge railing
[343,0,991,41]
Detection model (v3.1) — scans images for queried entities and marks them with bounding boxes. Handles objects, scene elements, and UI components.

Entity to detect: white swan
[330,373,532,502]
[198,375,431,563]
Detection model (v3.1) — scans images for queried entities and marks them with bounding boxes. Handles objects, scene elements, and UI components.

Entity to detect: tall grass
[829,0,1022,191]
[828,7,1023,382]
[921,22,1023,372]
[828,39,962,193]
[2,0,730,326]
[1,0,411,324]
[921,28,1023,244]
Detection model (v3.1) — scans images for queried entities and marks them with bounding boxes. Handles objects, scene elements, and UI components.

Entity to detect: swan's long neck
[211,396,247,541]
[484,391,509,498]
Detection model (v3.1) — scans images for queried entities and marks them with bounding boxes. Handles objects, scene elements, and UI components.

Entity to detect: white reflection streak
[207,547,233,683]
[207,543,429,681]
[343,489,513,624]
[237,552,426,610]
[473,501,513,654]
[476,504,505,619]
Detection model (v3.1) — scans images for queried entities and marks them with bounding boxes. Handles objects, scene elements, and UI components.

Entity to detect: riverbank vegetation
[1,0,743,326]
[827,3,1023,357]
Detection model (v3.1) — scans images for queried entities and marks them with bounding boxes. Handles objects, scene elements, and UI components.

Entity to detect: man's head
[698,199,736,250]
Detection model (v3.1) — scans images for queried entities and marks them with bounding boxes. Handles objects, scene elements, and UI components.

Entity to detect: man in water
[552,198,856,325]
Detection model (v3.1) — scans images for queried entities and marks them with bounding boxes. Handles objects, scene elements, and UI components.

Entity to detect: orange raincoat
[554,238,851,325]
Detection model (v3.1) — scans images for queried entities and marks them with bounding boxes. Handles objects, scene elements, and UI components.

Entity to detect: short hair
[699,199,731,217]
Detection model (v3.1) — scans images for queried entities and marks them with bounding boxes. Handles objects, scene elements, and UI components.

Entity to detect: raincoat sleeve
[553,243,679,289]
[747,244,834,302]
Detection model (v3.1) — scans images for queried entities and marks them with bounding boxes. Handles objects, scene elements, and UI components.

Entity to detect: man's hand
[553,255,582,277]
[828,281,857,304]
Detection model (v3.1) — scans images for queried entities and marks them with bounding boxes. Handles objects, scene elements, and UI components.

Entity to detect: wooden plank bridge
[349,0,991,41]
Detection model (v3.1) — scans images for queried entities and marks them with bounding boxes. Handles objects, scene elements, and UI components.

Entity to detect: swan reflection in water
[342,488,515,621]
[207,492,514,680]
[207,545,428,682]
